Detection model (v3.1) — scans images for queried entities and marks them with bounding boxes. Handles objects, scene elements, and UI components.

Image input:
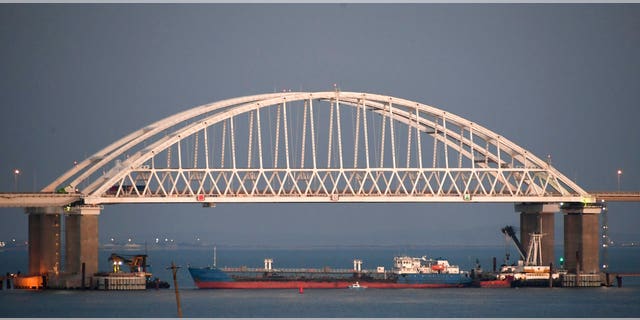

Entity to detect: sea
[1,245,639,318]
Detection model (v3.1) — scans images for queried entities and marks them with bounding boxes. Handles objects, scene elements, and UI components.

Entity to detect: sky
[0,4,639,248]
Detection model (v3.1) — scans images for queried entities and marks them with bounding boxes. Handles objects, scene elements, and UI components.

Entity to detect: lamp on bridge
[617,169,623,191]
[13,168,20,192]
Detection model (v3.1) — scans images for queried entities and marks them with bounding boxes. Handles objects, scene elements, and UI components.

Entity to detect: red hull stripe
[194,281,464,289]
[477,280,512,288]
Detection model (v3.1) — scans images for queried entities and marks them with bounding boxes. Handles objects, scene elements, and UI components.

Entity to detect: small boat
[348,282,367,289]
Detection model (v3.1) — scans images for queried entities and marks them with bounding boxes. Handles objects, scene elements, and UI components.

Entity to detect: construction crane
[501,225,526,261]
[108,253,149,274]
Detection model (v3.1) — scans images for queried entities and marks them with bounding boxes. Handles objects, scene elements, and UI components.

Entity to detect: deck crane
[104,253,171,289]
[108,253,149,274]
[501,225,526,261]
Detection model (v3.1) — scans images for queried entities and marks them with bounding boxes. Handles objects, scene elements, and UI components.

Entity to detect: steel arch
[45,91,592,205]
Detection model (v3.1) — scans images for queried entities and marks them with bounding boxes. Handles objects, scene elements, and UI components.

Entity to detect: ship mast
[213,245,217,268]
[525,233,544,266]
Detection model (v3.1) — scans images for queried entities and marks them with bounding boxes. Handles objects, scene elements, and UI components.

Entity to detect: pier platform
[561,274,602,287]
[603,272,640,287]
[94,273,147,290]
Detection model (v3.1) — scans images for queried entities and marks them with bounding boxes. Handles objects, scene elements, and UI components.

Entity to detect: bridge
[591,192,640,202]
[0,91,622,288]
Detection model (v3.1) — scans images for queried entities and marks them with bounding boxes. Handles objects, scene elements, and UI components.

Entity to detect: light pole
[617,169,623,192]
[13,169,21,192]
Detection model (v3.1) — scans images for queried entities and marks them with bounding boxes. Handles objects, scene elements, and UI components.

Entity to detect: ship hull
[475,279,512,288]
[193,280,467,289]
[188,267,472,289]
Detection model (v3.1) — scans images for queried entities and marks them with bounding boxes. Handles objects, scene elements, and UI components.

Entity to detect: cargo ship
[188,254,472,289]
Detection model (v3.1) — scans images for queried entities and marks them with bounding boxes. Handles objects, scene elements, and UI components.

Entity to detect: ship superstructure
[393,256,461,274]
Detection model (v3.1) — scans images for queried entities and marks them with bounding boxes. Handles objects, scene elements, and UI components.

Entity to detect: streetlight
[617,169,623,191]
[13,169,21,192]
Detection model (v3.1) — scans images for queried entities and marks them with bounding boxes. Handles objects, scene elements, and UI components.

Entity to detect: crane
[501,225,526,261]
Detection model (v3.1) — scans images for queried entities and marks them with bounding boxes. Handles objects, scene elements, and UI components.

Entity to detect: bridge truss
[43,91,592,205]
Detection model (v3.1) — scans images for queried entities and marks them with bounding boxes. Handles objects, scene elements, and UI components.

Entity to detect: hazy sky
[1,4,639,247]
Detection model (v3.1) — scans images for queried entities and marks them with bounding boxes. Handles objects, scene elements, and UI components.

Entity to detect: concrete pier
[515,203,558,266]
[26,207,62,276]
[65,205,101,288]
[562,203,601,274]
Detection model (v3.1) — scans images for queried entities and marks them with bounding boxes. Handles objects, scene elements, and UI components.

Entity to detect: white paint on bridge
[4,91,598,207]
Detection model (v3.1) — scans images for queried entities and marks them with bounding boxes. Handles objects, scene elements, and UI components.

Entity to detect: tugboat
[470,259,512,288]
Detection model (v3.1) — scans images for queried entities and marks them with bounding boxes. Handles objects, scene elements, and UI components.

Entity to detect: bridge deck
[0,191,638,208]
[591,192,640,202]
[0,193,82,208]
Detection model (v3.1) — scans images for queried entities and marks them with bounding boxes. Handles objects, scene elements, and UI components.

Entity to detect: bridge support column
[562,203,601,274]
[65,205,101,288]
[515,203,559,266]
[26,207,62,276]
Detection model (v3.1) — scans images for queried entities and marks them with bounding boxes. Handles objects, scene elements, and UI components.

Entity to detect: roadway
[0,193,82,208]
[0,191,638,208]
[590,192,640,202]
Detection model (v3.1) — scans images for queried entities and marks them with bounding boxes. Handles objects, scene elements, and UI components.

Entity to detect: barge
[93,253,170,290]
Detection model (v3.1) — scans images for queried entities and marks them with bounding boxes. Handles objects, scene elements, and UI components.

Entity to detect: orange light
[12,275,43,289]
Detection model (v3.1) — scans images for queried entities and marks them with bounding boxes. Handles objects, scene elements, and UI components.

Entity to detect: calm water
[1,246,639,317]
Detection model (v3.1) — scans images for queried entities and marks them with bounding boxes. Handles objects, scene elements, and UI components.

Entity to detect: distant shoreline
[97,242,640,251]
[2,242,639,253]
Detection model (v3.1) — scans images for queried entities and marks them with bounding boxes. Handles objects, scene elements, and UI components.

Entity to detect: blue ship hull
[188,266,473,289]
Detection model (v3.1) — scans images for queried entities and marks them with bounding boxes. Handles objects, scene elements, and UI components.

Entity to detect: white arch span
[43,91,593,205]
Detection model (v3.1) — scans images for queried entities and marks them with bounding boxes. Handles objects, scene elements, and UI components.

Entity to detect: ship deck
[221,267,378,273]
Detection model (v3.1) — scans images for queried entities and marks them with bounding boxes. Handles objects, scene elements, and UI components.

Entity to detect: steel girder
[42,91,592,205]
